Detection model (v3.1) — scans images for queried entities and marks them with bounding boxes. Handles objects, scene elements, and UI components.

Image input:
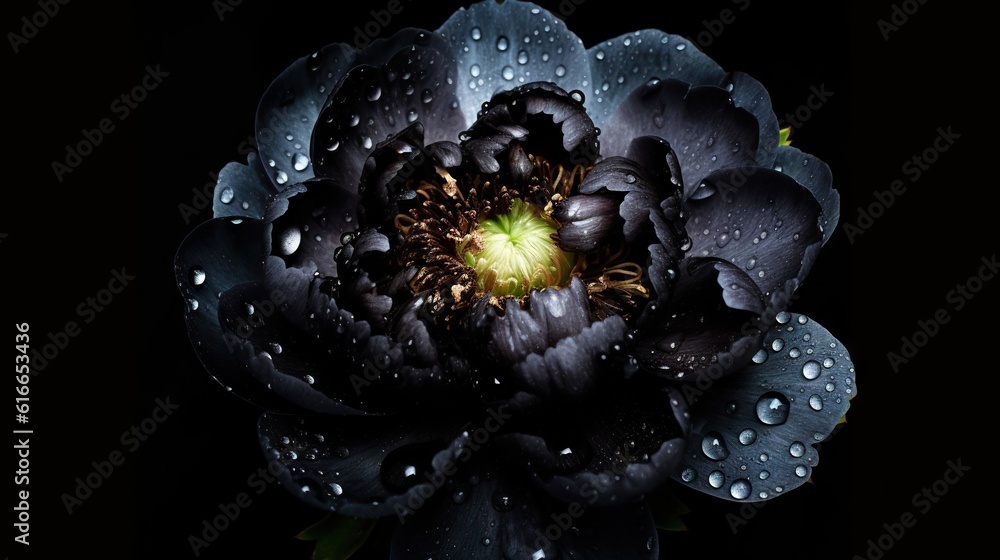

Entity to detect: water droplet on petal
[555,64,566,77]
[755,392,790,425]
[771,338,785,352]
[795,465,808,477]
[190,267,206,286]
[729,479,751,500]
[497,36,509,51]
[802,360,822,380]
[751,348,768,363]
[279,226,301,255]
[701,432,729,460]
[681,468,696,482]
[739,429,757,445]
[293,153,309,171]
[329,482,343,495]
[502,66,514,80]
[471,27,482,41]
[789,441,805,457]
[808,394,823,411]
[219,187,234,204]
[708,470,725,488]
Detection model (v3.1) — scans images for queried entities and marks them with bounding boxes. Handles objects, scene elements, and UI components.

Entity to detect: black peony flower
[175,1,855,557]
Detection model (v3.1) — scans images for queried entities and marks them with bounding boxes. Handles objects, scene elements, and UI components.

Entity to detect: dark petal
[259,412,470,517]
[684,167,823,300]
[602,79,759,199]
[577,156,674,244]
[623,136,684,190]
[175,217,283,408]
[390,469,659,560]
[262,179,361,329]
[256,42,356,189]
[672,314,856,502]
[335,229,394,328]
[212,152,275,221]
[463,82,599,173]
[358,123,427,224]
[311,45,465,190]
[635,258,765,383]
[773,146,840,245]
[722,72,780,168]
[489,278,626,399]
[586,31,725,129]
[217,282,370,415]
[436,0,591,128]
[552,192,624,252]
[501,383,689,506]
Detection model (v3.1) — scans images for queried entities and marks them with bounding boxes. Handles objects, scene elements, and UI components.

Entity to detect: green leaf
[646,484,691,532]
[779,126,792,146]
[296,514,377,560]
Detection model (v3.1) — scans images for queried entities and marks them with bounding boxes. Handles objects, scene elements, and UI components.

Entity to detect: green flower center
[461,199,576,298]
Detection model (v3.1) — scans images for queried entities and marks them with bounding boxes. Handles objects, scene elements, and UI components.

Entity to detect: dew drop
[293,153,309,171]
[595,50,606,60]
[497,36,509,51]
[808,394,823,411]
[755,392,790,425]
[751,348,768,364]
[738,429,757,445]
[771,338,785,352]
[795,465,808,478]
[555,64,566,77]
[675,43,686,51]
[219,187,234,204]
[275,170,288,185]
[303,374,315,385]
[186,298,199,312]
[190,267,206,286]
[789,441,805,458]
[502,66,514,80]
[708,470,725,488]
[759,470,770,480]
[802,360,822,380]
[329,482,343,495]
[701,432,729,460]
[789,347,802,358]
[729,479,751,500]
[367,85,382,101]
[823,357,836,368]
[471,64,481,77]
[471,27,482,41]
[517,50,529,64]
[681,468,696,482]
[279,226,301,255]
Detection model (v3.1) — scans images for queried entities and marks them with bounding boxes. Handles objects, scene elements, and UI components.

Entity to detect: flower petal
[672,314,855,502]
[217,282,372,415]
[212,152,275,220]
[488,278,626,398]
[259,412,470,517]
[602,79,760,199]
[175,217,284,408]
[773,145,840,245]
[501,382,688,506]
[684,167,823,300]
[390,469,659,560]
[586,31,725,130]
[262,179,361,329]
[436,0,591,128]
[463,82,599,174]
[724,72,780,168]
[311,43,465,190]
[635,258,765,382]
[256,42,357,189]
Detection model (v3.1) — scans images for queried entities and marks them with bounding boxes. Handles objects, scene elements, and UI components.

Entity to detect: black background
[6,0,988,558]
